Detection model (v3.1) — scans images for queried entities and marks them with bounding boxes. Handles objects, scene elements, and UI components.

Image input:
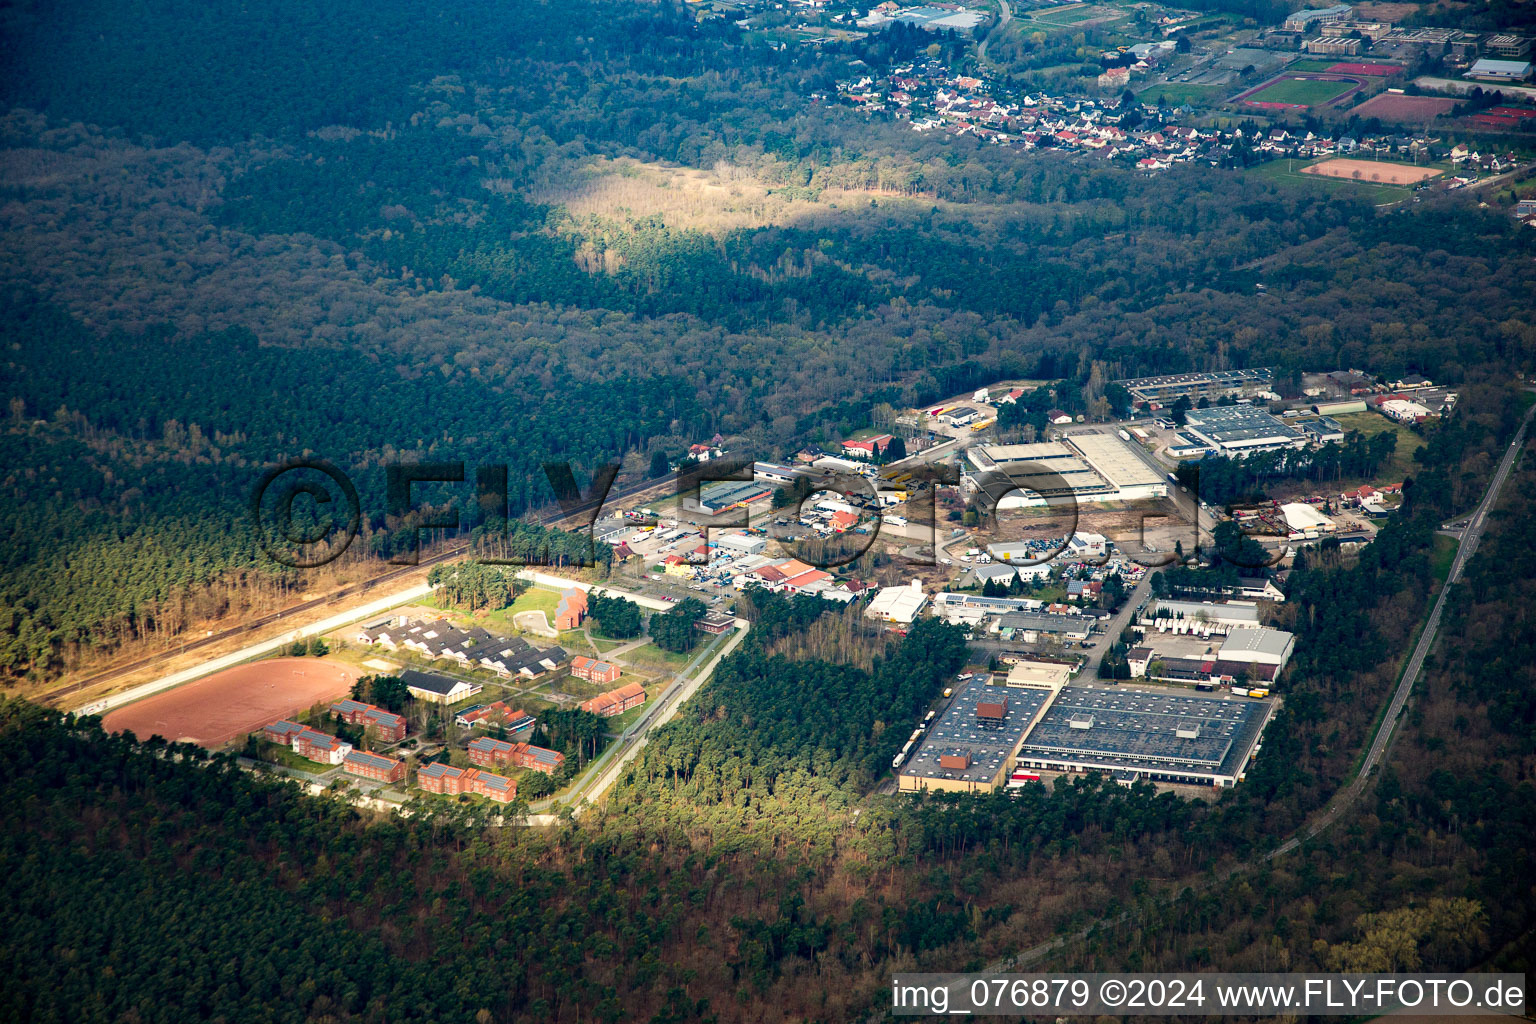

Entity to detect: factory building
[897,679,1060,793]
[1181,406,1307,458]
[962,433,1167,510]
[1014,685,1276,788]
[1112,368,1273,407]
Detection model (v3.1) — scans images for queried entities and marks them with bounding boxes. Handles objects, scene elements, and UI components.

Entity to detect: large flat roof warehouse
[1182,405,1305,455]
[1015,684,1276,787]
[865,583,928,623]
[685,479,773,515]
[1112,368,1273,404]
[898,680,1057,793]
[964,435,1167,508]
[1064,432,1166,491]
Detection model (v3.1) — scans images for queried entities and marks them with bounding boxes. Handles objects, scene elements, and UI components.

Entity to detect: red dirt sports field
[103,658,360,748]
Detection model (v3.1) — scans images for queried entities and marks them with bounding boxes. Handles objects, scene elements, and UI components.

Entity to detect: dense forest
[3,0,1536,678]
[2,403,1533,1021]
[1,2,1535,1017]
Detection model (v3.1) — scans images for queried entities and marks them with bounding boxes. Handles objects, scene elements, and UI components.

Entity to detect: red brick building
[343,750,405,783]
[292,727,352,765]
[467,736,566,774]
[330,698,407,742]
[554,588,587,631]
[263,720,305,744]
[570,656,621,685]
[417,761,518,803]
[580,680,647,718]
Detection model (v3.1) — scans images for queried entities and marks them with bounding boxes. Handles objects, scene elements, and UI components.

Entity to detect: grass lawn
[1430,534,1458,586]
[624,641,701,673]
[1287,58,1342,72]
[1137,82,1224,105]
[1331,412,1425,481]
[255,741,329,773]
[1247,76,1355,107]
[607,698,652,733]
[478,587,561,634]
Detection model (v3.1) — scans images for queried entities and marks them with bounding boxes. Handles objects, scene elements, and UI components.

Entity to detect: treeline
[615,604,968,837]
[1178,428,1403,505]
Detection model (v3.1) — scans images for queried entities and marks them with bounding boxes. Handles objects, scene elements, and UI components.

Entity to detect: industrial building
[865,582,928,624]
[995,611,1095,641]
[684,479,774,515]
[1181,406,1307,457]
[714,532,767,556]
[1005,660,1074,689]
[1112,368,1273,407]
[897,680,1059,793]
[1215,627,1295,682]
[1014,685,1275,788]
[1280,502,1336,539]
[962,433,1168,510]
[1468,57,1533,81]
[1144,599,1262,631]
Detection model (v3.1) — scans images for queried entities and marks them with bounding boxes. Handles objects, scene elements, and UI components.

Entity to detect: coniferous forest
[0,0,1535,1019]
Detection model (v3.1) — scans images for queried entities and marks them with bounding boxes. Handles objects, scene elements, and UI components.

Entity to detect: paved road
[1082,573,1149,675]
[1268,397,1533,858]
[976,398,1534,976]
[550,620,749,812]
[45,467,684,707]
[977,0,1011,65]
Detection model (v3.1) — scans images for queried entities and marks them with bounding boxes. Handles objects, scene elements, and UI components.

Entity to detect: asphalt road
[42,468,682,706]
[974,397,1535,980]
[1268,396,1534,858]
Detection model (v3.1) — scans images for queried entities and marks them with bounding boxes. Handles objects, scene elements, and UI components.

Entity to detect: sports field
[1302,157,1442,185]
[103,657,360,747]
[1353,93,1457,122]
[1246,76,1357,107]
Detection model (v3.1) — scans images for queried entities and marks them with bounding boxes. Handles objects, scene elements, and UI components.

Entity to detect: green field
[1246,76,1355,107]
[1245,157,1410,204]
[1287,58,1342,72]
[1331,412,1425,481]
[479,587,561,634]
[1026,4,1102,25]
[1137,82,1224,105]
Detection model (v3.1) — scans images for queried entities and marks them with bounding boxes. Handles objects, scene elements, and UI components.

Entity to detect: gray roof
[400,669,465,695]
